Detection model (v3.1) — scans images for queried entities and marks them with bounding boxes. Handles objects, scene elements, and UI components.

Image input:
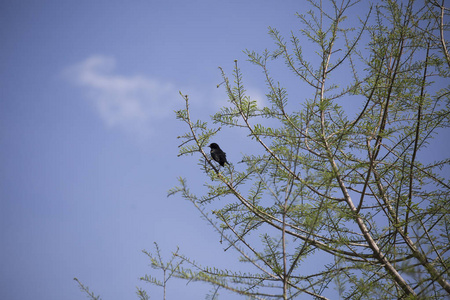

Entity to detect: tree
[142,0,450,299]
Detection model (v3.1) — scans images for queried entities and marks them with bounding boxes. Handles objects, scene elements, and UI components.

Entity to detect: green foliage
[74,278,102,300]
[141,0,450,299]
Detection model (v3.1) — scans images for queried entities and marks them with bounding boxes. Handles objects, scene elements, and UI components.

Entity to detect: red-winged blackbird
[208,143,229,167]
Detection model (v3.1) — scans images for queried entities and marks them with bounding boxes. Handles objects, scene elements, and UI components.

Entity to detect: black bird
[208,143,229,167]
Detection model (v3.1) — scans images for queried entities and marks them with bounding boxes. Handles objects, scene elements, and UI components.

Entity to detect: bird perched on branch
[208,143,229,167]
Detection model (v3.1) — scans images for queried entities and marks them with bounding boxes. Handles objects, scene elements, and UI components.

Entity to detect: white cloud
[245,87,267,108]
[64,55,179,138]
[64,55,270,141]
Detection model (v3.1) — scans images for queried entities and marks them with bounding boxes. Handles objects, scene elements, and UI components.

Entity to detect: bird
[208,143,229,167]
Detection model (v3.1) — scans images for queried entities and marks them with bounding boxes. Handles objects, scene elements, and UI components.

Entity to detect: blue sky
[2,1,449,300]
[0,1,306,299]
